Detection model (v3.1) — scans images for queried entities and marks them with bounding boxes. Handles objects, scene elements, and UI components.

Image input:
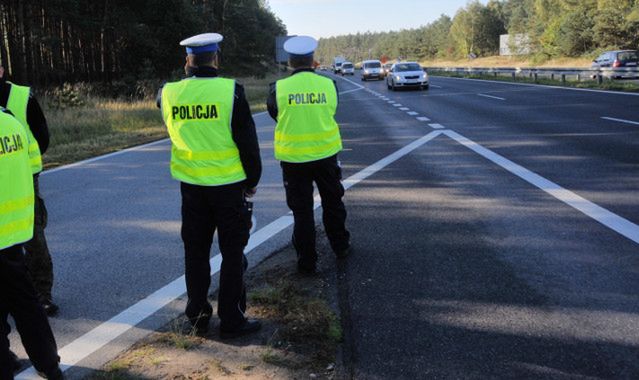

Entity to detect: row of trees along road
[315,0,639,65]
[0,0,286,86]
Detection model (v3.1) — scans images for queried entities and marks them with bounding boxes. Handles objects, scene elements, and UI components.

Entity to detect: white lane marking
[340,88,365,95]
[434,76,639,97]
[601,117,639,126]
[417,117,431,122]
[342,130,443,191]
[387,101,395,104]
[430,85,443,89]
[18,130,444,377]
[443,129,639,245]
[42,111,269,176]
[429,123,446,129]
[478,93,506,101]
[393,104,402,107]
[407,112,419,116]
[399,107,410,111]
[334,74,365,89]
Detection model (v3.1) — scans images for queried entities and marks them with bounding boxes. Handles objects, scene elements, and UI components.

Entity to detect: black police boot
[220,319,262,340]
[37,367,64,380]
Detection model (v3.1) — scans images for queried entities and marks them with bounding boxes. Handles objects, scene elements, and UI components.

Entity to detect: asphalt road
[11,70,639,379]
[331,71,639,379]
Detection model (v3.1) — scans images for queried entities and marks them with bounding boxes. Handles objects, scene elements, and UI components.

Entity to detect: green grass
[429,70,639,92]
[42,72,285,168]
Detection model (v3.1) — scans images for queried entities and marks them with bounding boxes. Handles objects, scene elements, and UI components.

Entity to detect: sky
[267,0,490,39]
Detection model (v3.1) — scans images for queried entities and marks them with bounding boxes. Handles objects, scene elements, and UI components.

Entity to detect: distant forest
[0,0,286,85]
[315,0,639,64]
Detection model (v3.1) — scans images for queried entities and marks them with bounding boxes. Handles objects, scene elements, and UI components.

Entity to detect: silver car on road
[387,62,429,91]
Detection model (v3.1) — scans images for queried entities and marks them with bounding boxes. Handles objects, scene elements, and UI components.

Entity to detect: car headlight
[395,75,402,81]
[422,73,428,79]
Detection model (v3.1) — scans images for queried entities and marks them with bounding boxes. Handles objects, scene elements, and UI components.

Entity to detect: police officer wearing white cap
[267,36,351,274]
[158,33,262,338]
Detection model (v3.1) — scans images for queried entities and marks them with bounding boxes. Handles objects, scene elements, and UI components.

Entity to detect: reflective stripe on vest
[161,78,246,186]
[0,110,35,250]
[275,72,341,163]
[6,83,43,174]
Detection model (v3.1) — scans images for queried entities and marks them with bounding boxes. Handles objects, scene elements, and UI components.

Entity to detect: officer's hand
[245,187,257,198]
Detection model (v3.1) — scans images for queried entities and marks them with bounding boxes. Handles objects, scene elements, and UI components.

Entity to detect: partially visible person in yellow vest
[266,36,351,274]
[0,66,58,316]
[158,33,262,339]
[0,107,63,380]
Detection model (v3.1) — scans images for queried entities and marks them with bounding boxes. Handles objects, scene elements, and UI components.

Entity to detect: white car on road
[387,62,429,91]
[341,62,355,76]
[361,60,383,81]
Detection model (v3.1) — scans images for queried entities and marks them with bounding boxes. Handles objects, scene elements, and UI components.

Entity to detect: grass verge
[42,72,285,169]
[429,70,639,93]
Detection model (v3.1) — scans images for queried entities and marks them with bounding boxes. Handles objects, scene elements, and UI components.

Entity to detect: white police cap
[180,33,223,54]
[284,36,318,57]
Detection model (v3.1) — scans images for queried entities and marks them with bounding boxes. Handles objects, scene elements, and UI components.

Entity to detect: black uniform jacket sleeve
[231,83,262,189]
[266,68,339,122]
[0,79,50,154]
[156,68,262,189]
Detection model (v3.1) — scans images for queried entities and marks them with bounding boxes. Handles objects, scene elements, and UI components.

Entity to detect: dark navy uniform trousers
[0,245,60,379]
[281,154,350,269]
[180,182,250,331]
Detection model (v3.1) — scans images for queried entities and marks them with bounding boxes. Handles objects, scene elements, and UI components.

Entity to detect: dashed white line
[478,93,506,101]
[399,107,410,111]
[601,117,639,126]
[416,117,431,122]
[387,101,396,104]
[393,104,402,107]
[407,112,419,116]
[443,129,639,245]
[430,85,443,89]
[428,123,446,129]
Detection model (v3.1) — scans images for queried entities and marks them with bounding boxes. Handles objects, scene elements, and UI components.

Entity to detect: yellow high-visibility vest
[275,72,341,163]
[0,109,34,250]
[161,78,247,186]
[6,82,43,174]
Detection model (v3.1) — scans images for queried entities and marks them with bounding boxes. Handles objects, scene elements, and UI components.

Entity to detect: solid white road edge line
[478,93,506,101]
[601,116,639,126]
[443,129,639,245]
[333,74,365,90]
[42,111,270,176]
[17,129,445,378]
[340,88,365,95]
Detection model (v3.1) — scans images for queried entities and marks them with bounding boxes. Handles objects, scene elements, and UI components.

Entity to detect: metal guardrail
[424,66,639,82]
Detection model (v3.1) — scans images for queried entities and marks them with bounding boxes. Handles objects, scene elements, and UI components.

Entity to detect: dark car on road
[592,50,638,78]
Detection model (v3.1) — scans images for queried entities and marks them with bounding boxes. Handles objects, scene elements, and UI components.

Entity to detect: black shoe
[220,319,262,339]
[41,299,59,317]
[37,367,64,380]
[10,350,21,373]
[188,315,211,336]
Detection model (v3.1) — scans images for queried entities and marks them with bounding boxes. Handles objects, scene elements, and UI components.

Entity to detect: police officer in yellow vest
[0,66,58,316]
[0,107,63,379]
[159,33,262,338]
[266,36,351,274]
